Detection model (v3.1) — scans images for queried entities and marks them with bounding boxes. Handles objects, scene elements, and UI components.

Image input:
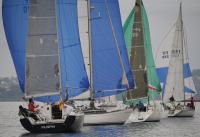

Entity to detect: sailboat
[75,0,135,125]
[3,0,90,133]
[123,0,162,122]
[157,3,196,117]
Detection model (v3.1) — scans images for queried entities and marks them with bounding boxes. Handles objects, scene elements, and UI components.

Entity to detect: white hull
[127,102,162,123]
[84,109,132,125]
[168,107,195,117]
[161,109,169,119]
[146,108,162,122]
[127,107,161,123]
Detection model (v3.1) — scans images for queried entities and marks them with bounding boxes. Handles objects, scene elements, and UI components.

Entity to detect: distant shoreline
[1,100,200,102]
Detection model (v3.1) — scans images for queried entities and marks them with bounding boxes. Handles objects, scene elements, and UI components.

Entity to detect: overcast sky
[0,0,200,77]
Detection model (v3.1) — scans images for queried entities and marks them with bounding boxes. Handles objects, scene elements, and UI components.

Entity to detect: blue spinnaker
[3,0,89,102]
[157,63,192,83]
[2,0,28,92]
[157,63,194,97]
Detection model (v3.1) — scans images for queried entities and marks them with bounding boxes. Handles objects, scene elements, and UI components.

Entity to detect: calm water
[0,102,200,137]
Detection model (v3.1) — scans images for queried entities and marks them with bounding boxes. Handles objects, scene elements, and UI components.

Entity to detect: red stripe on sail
[148,84,157,91]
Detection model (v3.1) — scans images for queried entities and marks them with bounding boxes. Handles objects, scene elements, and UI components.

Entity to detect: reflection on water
[0,102,200,137]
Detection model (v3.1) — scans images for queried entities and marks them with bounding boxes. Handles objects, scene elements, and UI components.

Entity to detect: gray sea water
[0,102,200,137]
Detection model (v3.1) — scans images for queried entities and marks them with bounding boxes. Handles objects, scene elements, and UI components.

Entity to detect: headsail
[142,2,162,99]
[123,0,161,102]
[57,0,89,98]
[90,0,134,98]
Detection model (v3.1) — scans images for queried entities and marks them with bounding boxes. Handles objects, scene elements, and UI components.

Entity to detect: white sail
[78,0,90,80]
[25,0,60,97]
[163,5,184,102]
[72,0,90,100]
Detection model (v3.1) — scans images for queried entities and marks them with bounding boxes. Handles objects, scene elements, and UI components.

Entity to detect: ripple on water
[0,102,200,137]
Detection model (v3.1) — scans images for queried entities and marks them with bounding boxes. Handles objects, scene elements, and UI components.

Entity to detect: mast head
[136,0,142,6]
[180,2,182,11]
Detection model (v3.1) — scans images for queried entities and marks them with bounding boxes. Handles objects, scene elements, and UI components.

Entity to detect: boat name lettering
[41,125,55,129]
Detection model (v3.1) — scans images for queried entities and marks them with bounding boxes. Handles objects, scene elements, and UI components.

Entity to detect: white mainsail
[25,0,60,97]
[163,4,196,103]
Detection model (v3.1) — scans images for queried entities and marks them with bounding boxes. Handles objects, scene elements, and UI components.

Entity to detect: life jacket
[28,103,36,112]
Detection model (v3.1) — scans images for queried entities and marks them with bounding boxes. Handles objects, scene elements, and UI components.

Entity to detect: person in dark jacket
[169,95,175,102]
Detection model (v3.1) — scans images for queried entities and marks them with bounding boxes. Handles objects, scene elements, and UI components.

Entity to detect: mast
[55,0,63,99]
[180,3,185,105]
[87,0,94,100]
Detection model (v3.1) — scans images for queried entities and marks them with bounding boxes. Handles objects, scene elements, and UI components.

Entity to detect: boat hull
[127,102,162,123]
[145,109,161,122]
[168,108,195,117]
[84,109,132,126]
[20,114,84,133]
[127,108,161,123]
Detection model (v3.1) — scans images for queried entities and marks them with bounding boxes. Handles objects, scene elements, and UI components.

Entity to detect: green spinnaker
[122,0,162,105]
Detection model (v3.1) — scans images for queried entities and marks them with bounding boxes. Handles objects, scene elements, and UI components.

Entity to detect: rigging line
[104,0,130,88]
[154,22,176,64]
[183,25,190,63]
[56,2,67,97]
[87,0,94,99]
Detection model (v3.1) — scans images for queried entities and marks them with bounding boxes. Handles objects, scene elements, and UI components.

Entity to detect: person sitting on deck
[138,101,146,112]
[19,105,39,121]
[28,98,39,113]
[90,99,97,110]
[169,95,175,102]
[190,97,195,109]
